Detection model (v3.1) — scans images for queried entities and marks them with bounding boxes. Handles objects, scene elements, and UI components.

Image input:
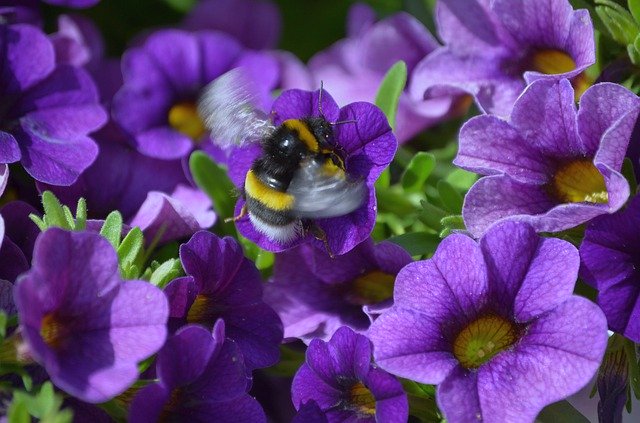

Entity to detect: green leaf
[374,60,407,130]
[7,397,30,423]
[117,227,145,278]
[401,152,436,193]
[437,180,464,213]
[75,198,87,230]
[100,211,123,250]
[375,168,391,190]
[445,168,478,191]
[440,214,466,238]
[596,0,639,45]
[41,191,69,230]
[388,232,440,256]
[149,259,184,288]
[537,400,590,423]
[266,345,306,377]
[630,0,640,24]
[255,249,274,271]
[189,151,237,236]
[29,214,47,232]
[0,311,6,340]
[162,0,196,12]
[622,157,638,194]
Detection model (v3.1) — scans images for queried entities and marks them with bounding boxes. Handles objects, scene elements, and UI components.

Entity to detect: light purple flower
[14,228,169,403]
[182,0,281,50]
[309,3,460,143]
[113,29,278,160]
[580,195,640,342]
[455,79,637,237]
[164,231,283,370]
[410,0,595,116]
[292,326,408,423]
[228,88,396,255]
[0,24,106,185]
[265,238,411,343]
[129,321,265,423]
[369,221,608,422]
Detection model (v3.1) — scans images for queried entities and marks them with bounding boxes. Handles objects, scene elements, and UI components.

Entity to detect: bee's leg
[224,204,247,223]
[309,224,334,258]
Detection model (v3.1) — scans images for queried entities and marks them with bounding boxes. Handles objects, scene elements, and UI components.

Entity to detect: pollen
[349,382,376,417]
[453,314,518,369]
[168,102,207,141]
[40,313,68,350]
[548,160,608,204]
[528,49,591,99]
[348,271,395,305]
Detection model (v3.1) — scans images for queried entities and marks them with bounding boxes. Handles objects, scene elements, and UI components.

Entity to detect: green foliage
[29,192,87,232]
[162,0,196,12]
[7,383,73,423]
[147,258,185,288]
[537,401,590,423]
[401,152,436,193]
[375,61,408,130]
[100,211,123,250]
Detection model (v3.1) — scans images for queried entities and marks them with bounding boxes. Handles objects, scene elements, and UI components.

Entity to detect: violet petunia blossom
[264,238,411,343]
[410,0,595,116]
[14,228,168,403]
[0,24,106,185]
[0,201,39,283]
[455,79,637,237]
[164,231,283,370]
[182,0,281,50]
[129,321,266,423]
[309,3,462,143]
[580,195,640,342]
[292,326,408,422]
[228,88,396,256]
[113,29,278,161]
[369,221,608,423]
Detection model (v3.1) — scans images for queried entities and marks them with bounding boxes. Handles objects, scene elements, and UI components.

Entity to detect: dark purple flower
[0,24,106,185]
[113,29,278,160]
[228,88,396,255]
[129,321,265,423]
[164,231,283,370]
[596,342,628,423]
[50,14,104,67]
[265,238,411,343]
[369,221,608,422]
[292,326,408,422]
[14,228,168,403]
[0,0,40,25]
[43,0,100,8]
[455,79,636,237]
[0,200,39,283]
[410,0,595,116]
[292,400,327,423]
[580,195,640,342]
[309,3,461,143]
[182,0,281,50]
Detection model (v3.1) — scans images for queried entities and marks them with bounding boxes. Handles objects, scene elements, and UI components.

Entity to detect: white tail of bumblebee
[197,68,274,148]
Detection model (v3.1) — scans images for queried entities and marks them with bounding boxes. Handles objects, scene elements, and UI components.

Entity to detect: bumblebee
[197,69,365,245]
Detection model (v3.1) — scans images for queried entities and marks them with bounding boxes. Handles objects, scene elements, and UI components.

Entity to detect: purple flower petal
[0,132,21,164]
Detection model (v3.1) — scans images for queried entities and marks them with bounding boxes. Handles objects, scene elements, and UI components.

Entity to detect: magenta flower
[580,195,640,342]
[227,88,396,255]
[129,321,265,423]
[14,228,168,403]
[410,0,595,116]
[309,3,457,143]
[0,23,106,185]
[455,79,637,237]
[164,231,283,370]
[265,238,411,343]
[292,326,408,422]
[369,221,608,422]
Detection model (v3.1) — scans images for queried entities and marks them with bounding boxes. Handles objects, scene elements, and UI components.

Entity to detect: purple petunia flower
[113,29,278,161]
[292,326,408,422]
[182,0,281,51]
[580,195,640,342]
[129,321,266,423]
[164,231,283,370]
[369,221,608,422]
[410,0,595,116]
[455,79,637,237]
[228,88,396,256]
[309,3,461,143]
[0,200,39,284]
[14,228,169,403]
[264,238,411,343]
[0,23,106,185]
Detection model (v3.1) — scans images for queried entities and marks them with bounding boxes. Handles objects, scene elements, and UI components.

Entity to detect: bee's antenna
[318,80,325,117]
[330,119,357,126]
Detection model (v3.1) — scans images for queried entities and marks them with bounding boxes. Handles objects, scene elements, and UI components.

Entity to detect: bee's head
[306,116,334,147]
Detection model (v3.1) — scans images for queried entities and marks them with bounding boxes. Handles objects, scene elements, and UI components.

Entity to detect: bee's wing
[197,68,275,148]
[287,159,366,219]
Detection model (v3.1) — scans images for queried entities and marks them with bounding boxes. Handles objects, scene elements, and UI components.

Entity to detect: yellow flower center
[453,315,518,369]
[40,313,68,350]
[548,160,609,204]
[348,271,395,305]
[186,294,222,326]
[349,382,376,416]
[528,49,592,99]
[168,102,206,141]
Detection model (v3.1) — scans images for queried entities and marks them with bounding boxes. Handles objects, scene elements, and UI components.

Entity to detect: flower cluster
[2,0,640,422]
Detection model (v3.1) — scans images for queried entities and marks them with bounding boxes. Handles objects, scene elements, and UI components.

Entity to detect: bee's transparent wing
[288,160,366,219]
[197,68,275,148]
